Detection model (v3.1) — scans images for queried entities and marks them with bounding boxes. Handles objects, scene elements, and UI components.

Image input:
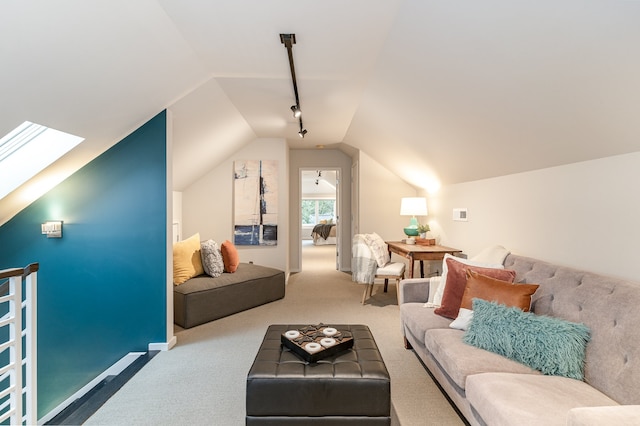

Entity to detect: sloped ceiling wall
[1,1,639,225]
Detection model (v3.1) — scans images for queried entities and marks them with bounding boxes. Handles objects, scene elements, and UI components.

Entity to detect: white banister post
[25,270,37,425]
[10,274,23,425]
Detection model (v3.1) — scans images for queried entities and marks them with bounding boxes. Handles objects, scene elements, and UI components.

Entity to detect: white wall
[356,151,431,272]
[357,151,421,241]
[172,191,182,243]
[427,151,640,282]
[182,138,289,273]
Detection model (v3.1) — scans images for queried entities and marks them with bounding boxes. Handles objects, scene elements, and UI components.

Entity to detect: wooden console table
[386,241,462,279]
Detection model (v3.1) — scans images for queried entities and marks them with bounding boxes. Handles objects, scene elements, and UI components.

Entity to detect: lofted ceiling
[2,1,639,225]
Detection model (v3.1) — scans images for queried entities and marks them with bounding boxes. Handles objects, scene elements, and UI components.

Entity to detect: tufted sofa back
[504,254,640,405]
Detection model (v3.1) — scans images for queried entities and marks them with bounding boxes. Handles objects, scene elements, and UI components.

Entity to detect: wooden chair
[361,261,406,304]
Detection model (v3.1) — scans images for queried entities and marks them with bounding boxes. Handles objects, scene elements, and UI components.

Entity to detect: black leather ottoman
[246,324,390,425]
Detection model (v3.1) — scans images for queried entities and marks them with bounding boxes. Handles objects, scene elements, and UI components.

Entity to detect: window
[0,121,84,200]
[301,199,335,225]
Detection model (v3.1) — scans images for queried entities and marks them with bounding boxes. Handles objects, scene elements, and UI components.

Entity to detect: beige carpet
[85,242,464,425]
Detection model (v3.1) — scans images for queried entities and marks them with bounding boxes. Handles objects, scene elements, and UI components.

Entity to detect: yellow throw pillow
[173,233,204,285]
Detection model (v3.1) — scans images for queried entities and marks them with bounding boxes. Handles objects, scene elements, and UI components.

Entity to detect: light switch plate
[453,208,468,221]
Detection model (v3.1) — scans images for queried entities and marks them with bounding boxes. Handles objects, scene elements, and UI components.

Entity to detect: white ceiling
[301,170,338,198]
[2,1,639,224]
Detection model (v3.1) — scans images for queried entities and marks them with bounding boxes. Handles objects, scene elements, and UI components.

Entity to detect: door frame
[299,167,341,271]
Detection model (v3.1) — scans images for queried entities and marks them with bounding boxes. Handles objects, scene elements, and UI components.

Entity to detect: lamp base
[403,227,419,237]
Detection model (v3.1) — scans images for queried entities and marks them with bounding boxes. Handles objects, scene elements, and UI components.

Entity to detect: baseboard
[149,335,176,352]
[39,352,145,425]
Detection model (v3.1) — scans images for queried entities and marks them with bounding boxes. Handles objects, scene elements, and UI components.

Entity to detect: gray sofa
[399,253,640,426]
[174,262,285,329]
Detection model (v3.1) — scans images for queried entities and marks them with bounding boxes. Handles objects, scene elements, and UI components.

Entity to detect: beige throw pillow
[363,232,390,267]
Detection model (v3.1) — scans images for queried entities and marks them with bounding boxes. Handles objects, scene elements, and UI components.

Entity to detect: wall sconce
[41,221,63,238]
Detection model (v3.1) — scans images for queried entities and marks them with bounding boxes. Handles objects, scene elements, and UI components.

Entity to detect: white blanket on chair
[352,234,377,284]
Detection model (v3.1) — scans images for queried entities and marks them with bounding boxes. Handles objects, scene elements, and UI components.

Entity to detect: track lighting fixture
[298,117,307,138]
[281,33,308,138]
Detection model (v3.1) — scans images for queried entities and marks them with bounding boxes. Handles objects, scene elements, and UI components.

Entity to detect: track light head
[298,129,308,138]
[291,105,302,118]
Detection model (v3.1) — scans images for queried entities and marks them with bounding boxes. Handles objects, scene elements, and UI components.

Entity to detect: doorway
[300,169,340,271]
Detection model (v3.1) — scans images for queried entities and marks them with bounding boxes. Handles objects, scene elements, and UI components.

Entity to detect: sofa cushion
[466,373,618,426]
[173,233,204,285]
[431,254,505,307]
[434,258,516,319]
[399,304,452,347]
[567,405,640,426]
[464,299,590,379]
[470,244,510,264]
[221,240,240,273]
[201,239,224,278]
[460,270,539,311]
[449,308,474,331]
[423,329,539,390]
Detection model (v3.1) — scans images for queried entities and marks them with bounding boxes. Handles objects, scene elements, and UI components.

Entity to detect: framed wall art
[233,160,278,246]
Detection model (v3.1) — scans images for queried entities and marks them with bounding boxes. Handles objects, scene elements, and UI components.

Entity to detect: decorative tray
[281,324,354,363]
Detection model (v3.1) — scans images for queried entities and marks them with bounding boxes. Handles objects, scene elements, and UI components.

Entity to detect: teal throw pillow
[463,299,590,380]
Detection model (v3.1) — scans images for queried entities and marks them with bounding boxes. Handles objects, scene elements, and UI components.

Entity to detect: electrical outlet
[453,208,468,221]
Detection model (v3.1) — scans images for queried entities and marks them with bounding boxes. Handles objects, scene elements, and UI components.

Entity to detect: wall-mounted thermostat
[453,208,468,221]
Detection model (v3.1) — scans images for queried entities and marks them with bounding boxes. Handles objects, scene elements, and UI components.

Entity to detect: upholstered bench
[174,263,285,329]
[246,324,391,425]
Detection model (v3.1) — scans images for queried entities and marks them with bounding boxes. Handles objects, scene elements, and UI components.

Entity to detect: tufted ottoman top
[246,324,390,419]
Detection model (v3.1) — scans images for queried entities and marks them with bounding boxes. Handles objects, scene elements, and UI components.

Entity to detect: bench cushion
[174,263,285,328]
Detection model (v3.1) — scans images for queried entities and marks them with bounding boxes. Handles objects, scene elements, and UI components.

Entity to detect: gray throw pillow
[201,239,224,278]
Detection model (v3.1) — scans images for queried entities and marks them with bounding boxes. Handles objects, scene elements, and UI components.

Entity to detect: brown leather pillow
[221,240,240,273]
[461,269,540,311]
[434,257,516,319]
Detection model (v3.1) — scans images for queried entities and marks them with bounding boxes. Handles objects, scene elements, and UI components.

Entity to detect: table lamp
[400,197,428,237]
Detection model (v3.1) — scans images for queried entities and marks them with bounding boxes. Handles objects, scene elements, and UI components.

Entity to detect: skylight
[0,121,84,200]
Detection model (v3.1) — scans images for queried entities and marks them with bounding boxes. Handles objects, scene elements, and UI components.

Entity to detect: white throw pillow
[363,232,390,267]
[430,254,505,307]
[422,276,442,308]
[449,308,474,331]
[470,245,510,265]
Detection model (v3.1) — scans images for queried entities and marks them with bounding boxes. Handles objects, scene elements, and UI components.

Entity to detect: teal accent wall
[0,111,168,417]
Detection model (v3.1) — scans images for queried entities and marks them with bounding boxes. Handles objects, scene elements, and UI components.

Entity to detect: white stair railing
[0,264,38,425]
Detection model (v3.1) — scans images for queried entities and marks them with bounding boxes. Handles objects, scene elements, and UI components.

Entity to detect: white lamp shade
[400,197,428,216]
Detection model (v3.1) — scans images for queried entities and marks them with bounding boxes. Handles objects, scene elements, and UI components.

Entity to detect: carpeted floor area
[84,242,464,425]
